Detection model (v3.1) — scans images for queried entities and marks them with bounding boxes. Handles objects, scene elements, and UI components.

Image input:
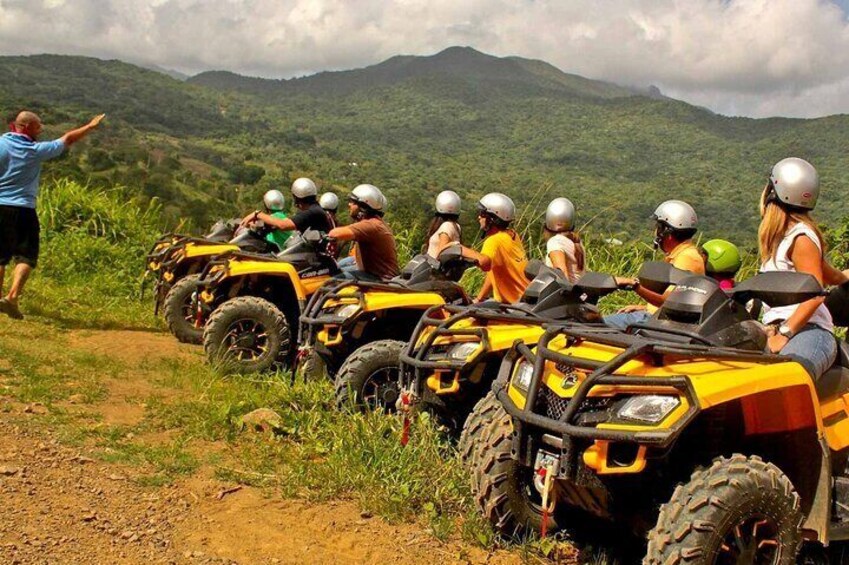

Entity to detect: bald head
[12,111,43,139]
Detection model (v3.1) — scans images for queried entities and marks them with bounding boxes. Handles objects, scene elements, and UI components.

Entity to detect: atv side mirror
[637,261,692,294]
[437,244,462,264]
[573,272,619,302]
[524,260,544,282]
[826,281,849,327]
[731,271,824,307]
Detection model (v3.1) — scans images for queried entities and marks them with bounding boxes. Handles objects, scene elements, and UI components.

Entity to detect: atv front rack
[398,303,573,391]
[298,278,466,345]
[498,324,789,453]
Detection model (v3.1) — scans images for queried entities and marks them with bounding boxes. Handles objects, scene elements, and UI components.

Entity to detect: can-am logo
[674,285,708,295]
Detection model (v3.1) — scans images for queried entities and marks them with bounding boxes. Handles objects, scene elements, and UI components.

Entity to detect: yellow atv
[297,249,473,410]
[147,222,278,344]
[465,262,849,563]
[396,263,619,435]
[199,230,338,373]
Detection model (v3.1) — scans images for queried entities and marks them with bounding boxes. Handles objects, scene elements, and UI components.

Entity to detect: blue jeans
[776,324,837,380]
[604,310,650,330]
[338,256,357,271]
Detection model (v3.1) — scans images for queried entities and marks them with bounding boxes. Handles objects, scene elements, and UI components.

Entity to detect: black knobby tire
[334,340,405,413]
[203,296,290,374]
[475,401,556,538]
[458,390,502,493]
[645,454,803,565]
[163,274,204,344]
[295,349,327,381]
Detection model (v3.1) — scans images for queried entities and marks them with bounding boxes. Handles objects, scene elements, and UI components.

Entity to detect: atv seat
[816,340,849,399]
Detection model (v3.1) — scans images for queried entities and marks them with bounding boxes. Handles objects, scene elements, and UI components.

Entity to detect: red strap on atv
[400,392,411,446]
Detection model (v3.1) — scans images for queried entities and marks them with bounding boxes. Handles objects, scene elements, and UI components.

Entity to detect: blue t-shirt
[0,133,66,208]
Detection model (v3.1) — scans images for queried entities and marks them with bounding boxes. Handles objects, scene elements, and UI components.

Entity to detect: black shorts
[0,205,40,268]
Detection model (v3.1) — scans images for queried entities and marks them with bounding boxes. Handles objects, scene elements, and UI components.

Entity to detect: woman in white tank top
[758,158,848,380]
[542,197,585,283]
[425,190,462,259]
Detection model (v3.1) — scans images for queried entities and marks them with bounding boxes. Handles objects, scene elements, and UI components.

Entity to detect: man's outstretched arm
[61,114,106,146]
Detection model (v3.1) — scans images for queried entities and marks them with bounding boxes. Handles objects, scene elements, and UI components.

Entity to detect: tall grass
[22,179,163,329]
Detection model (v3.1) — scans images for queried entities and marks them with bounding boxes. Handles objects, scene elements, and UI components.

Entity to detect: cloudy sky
[2,0,849,118]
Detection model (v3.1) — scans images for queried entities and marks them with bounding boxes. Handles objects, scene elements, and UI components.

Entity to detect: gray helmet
[350,184,385,212]
[545,197,576,232]
[435,190,461,215]
[477,192,515,223]
[768,157,819,210]
[263,190,286,212]
[291,177,318,199]
[653,200,698,230]
[319,192,339,212]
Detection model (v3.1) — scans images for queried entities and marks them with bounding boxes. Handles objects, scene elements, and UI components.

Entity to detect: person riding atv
[442,192,530,304]
[329,184,399,279]
[605,199,705,330]
[296,189,470,399]
[701,238,743,290]
[161,179,332,345]
[464,258,849,562]
[199,229,339,373]
[149,189,291,343]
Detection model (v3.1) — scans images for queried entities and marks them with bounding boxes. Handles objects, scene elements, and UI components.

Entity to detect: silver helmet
[768,157,819,210]
[263,190,286,212]
[653,200,698,230]
[545,197,576,232]
[291,177,318,199]
[319,192,339,212]
[350,184,386,212]
[435,190,461,215]
[477,192,515,223]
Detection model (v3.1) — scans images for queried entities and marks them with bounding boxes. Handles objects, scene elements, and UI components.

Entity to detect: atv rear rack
[497,324,789,452]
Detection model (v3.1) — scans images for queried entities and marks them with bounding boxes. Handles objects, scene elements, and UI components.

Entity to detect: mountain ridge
[188,46,638,100]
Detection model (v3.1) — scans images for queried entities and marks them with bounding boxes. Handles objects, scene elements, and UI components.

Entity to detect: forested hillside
[3,47,848,244]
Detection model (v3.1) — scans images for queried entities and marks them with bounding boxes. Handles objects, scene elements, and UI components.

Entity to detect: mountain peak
[190,46,635,101]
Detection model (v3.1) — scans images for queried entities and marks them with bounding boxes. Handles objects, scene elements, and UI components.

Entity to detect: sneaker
[0,298,23,320]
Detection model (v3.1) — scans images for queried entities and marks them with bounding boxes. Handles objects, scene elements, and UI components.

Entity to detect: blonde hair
[758,184,825,262]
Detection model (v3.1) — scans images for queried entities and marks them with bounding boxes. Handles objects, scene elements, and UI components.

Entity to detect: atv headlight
[335,304,360,319]
[511,360,534,393]
[449,342,480,361]
[617,395,680,424]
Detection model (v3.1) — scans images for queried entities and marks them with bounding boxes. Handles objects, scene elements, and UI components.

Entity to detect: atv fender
[360,289,447,312]
[183,242,238,258]
[222,260,329,301]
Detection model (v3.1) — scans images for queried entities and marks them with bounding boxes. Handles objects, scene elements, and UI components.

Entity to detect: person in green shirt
[239,190,292,251]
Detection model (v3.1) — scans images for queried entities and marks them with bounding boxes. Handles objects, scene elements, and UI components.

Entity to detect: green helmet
[702,239,742,275]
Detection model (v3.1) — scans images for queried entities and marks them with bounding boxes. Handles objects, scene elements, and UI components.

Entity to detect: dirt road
[0,324,529,565]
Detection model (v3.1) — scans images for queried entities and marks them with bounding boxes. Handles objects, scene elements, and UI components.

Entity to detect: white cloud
[2,0,849,117]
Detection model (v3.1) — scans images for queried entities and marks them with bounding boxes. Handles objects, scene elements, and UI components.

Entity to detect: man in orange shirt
[605,200,705,329]
[442,192,529,303]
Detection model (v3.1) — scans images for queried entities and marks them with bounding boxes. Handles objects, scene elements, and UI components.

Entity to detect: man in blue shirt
[0,111,105,319]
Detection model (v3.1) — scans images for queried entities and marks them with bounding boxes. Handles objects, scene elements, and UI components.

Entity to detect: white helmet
[653,200,698,230]
[263,190,286,212]
[291,177,318,199]
[545,197,576,232]
[319,192,339,212]
[768,157,819,210]
[350,184,386,212]
[435,190,461,215]
[477,192,515,224]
